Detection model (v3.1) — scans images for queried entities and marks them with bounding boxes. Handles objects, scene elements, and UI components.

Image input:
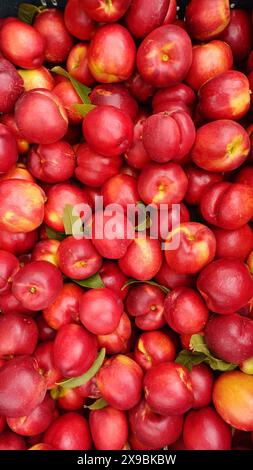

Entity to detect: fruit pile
[0,0,253,451]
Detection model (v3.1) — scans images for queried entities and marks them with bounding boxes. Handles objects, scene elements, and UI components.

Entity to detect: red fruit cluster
[0,0,252,452]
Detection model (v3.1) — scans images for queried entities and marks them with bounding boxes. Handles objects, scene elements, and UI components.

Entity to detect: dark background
[0,0,252,19]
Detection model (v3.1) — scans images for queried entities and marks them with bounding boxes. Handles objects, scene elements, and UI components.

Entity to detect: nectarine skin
[213,371,253,431]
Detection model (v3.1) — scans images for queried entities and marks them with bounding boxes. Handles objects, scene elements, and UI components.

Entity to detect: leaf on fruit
[50,386,66,400]
[135,201,152,232]
[84,398,108,410]
[62,204,83,236]
[73,103,97,116]
[122,279,169,295]
[57,348,106,389]
[45,226,65,241]
[175,350,207,370]
[135,215,152,232]
[18,3,45,24]
[176,334,237,372]
[72,273,105,289]
[190,334,210,355]
[51,66,91,104]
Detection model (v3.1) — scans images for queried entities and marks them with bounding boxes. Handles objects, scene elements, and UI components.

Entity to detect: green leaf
[84,398,108,411]
[122,279,169,295]
[51,66,91,104]
[73,103,96,116]
[18,3,45,24]
[190,334,210,355]
[207,356,237,372]
[45,226,65,241]
[175,350,206,371]
[135,201,152,232]
[135,216,152,232]
[72,273,105,289]
[62,204,83,236]
[176,334,238,372]
[50,387,61,400]
[57,348,106,389]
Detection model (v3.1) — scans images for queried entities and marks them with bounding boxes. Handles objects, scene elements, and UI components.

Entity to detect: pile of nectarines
[0,0,253,452]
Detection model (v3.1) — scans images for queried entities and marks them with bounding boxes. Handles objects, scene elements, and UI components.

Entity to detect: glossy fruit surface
[183,407,232,450]
[53,323,97,377]
[144,362,193,415]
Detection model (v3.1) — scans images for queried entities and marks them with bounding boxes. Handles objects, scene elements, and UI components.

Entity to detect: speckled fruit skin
[89,407,128,450]
[129,399,183,448]
[205,314,253,365]
[97,355,143,410]
[137,25,192,88]
[197,258,253,315]
[183,407,232,450]
[0,123,18,174]
[213,371,253,431]
[144,362,193,416]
